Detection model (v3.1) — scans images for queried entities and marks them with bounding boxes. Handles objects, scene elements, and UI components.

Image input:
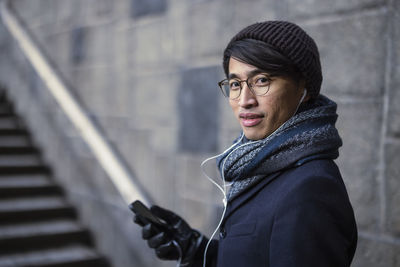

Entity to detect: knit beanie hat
[223,21,322,99]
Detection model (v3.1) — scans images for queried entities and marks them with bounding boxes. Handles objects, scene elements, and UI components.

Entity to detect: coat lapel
[222,171,282,225]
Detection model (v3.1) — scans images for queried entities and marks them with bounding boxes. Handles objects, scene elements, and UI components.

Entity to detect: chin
[243,131,266,141]
[243,126,275,140]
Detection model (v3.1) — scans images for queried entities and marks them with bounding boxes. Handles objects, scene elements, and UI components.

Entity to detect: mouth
[239,113,264,127]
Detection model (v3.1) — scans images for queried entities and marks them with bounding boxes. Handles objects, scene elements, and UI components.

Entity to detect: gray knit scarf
[217,95,342,200]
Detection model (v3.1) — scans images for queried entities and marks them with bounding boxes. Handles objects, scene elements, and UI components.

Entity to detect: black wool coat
[194,159,357,267]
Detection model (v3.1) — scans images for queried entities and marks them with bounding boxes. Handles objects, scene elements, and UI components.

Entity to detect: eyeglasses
[218,73,272,100]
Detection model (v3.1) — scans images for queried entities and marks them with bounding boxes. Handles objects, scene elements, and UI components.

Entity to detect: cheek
[229,100,239,114]
[259,96,279,117]
[275,100,298,123]
[261,95,291,125]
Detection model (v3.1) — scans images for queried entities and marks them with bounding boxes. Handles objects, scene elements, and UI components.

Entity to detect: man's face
[228,57,306,140]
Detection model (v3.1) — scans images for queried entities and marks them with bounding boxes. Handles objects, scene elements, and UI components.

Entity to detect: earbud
[292,89,307,117]
[300,89,307,103]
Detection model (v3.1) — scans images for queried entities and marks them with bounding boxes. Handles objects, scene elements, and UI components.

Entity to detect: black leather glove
[133,205,205,265]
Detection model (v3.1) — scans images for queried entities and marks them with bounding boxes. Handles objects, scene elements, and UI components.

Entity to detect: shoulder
[245,159,349,206]
[270,159,355,224]
[249,159,354,222]
[288,159,342,181]
[277,159,347,197]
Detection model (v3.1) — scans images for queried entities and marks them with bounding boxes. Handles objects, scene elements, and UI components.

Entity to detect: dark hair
[223,39,303,84]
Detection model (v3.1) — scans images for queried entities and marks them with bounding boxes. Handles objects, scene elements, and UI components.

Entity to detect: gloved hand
[133,205,205,264]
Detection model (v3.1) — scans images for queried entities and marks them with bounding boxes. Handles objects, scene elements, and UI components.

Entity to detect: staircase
[0,90,110,267]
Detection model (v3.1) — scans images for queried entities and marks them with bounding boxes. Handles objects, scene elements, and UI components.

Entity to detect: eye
[253,75,271,86]
[229,80,241,90]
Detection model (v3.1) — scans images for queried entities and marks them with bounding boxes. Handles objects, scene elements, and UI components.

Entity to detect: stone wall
[0,0,399,266]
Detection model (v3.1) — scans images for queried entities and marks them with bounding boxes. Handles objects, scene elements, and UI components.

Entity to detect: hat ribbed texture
[224,21,322,99]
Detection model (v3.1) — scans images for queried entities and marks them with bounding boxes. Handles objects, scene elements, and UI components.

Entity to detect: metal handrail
[0,0,151,206]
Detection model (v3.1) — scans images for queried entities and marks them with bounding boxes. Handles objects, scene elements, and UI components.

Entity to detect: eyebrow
[228,69,266,80]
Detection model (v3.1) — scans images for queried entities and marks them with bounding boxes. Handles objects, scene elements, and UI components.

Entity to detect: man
[132,20,357,267]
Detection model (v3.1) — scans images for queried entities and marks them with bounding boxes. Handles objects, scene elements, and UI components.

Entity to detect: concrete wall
[1,0,399,266]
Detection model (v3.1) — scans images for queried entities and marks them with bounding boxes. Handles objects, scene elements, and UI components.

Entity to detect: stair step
[0,196,70,212]
[0,155,42,167]
[0,112,14,118]
[0,129,32,147]
[0,226,92,255]
[0,136,31,147]
[0,207,77,225]
[0,219,84,240]
[0,103,13,115]
[0,147,38,155]
[0,220,92,254]
[0,196,77,224]
[0,230,92,255]
[0,129,28,135]
[0,117,20,130]
[0,174,52,186]
[0,245,109,267]
[0,185,62,199]
[0,165,50,175]
[0,171,62,198]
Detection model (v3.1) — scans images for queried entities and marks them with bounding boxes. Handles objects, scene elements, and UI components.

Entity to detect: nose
[238,84,257,108]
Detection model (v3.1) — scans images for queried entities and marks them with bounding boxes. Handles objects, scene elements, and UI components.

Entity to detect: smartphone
[129,200,168,228]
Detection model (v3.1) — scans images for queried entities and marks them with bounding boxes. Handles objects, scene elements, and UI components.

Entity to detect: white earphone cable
[199,89,307,267]
[201,134,264,267]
